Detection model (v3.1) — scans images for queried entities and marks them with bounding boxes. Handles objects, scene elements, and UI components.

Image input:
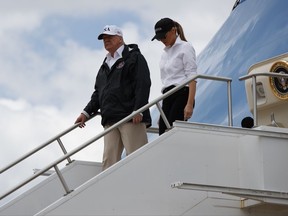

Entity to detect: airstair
[1,74,288,216]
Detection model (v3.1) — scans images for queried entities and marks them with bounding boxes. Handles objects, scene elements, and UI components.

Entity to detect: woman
[152,18,197,135]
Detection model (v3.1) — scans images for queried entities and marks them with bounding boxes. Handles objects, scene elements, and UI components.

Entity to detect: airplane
[193,0,288,128]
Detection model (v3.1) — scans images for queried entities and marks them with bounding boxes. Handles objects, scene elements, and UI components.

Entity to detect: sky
[0,0,236,203]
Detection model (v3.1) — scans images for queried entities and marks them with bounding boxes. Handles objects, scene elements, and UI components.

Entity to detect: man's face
[102,35,123,54]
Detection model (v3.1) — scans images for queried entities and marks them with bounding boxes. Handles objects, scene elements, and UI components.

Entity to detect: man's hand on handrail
[74,113,87,128]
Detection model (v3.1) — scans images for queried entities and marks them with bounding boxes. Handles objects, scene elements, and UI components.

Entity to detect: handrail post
[252,75,258,126]
[54,165,73,195]
[227,80,233,126]
[156,102,171,130]
[57,138,73,164]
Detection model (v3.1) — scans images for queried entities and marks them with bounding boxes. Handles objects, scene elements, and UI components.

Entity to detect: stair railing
[0,74,232,201]
[0,113,98,175]
[239,72,288,127]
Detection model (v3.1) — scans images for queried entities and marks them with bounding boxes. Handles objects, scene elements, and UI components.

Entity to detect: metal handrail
[0,113,98,174]
[0,74,232,200]
[239,72,288,126]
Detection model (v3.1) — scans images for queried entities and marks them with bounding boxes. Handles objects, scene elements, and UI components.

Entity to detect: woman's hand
[184,104,193,121]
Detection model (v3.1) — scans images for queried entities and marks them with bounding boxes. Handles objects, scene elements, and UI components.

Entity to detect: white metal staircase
[31,123,288,215]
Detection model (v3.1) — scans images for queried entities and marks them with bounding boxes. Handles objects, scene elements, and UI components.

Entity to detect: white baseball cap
[98,25,123,40]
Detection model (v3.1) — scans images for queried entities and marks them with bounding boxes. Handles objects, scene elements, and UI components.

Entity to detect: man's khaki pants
[103,122,148,171]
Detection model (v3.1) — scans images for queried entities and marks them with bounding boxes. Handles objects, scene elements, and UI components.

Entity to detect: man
[75,25,151,170]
